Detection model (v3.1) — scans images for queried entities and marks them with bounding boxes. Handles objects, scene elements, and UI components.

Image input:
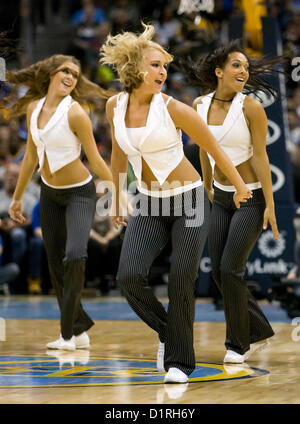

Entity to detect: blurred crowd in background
[0,0,299,299]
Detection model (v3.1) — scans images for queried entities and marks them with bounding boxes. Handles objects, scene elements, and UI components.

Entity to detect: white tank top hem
[138,179,203,198]
[213,180,262,192]
[41,174,92,189]
[113,92,190,188]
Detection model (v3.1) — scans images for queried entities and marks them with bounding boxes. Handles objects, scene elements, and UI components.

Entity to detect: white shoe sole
[75,343,90,349]
[46,338,76,351]
[58,345,75,351]
[223,356,244,364]
[47,344,75,351]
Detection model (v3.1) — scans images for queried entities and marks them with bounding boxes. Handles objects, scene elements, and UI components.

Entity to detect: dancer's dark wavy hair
[180,39,286,98]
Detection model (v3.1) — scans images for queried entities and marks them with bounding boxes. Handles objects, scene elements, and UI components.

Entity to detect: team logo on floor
[0,354,268,387]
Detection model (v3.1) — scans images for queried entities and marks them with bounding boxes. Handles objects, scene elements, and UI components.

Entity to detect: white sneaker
[156,342,165,372]
[46,336,76,351]
[164,367,188,383]
[74,332,90,349]
[244,340,270,361]
[223,349,245,363]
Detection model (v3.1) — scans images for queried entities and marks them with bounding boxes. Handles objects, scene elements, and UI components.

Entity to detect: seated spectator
[7,133,26,164]
[0,163,36,268]
[167,72,187,100]
[287,109,300,204]
[0,233,19,295]
[291,86,300,118]
[85,180,124,294]
[67,0,107,69]
[152,4,182,48]
[71,0,106,26]
[85,20,112,75]
[287,239,300,279]
[0,124,10,186]
[287,109,300,152]
[27,201,46,295]
[108,0,140,34]
[177,11,217,58]
[89,97,111,149]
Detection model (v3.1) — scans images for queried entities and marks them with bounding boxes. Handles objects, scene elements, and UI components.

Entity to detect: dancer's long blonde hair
[99,23,173,93]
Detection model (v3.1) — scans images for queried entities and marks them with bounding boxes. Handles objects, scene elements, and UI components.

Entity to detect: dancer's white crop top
[30,95,81,174]
[196,91,252,171]
[113,92,185,189]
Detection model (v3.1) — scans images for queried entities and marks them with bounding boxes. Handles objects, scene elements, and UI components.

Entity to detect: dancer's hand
[206,188,214,203]
[233,187,252,209]
[111,215,127,230]
[263,207,280,240]
[8,200,26,224]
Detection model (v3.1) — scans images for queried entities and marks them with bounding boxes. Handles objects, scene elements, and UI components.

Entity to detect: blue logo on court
[0,354,268,387]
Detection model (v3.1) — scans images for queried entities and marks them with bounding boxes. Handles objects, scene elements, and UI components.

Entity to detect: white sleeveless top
[113,92,185,191]
[30,95,81,174]
[196,91,252,171]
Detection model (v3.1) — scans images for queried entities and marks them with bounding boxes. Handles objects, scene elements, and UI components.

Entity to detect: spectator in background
[268,0,294,33]
[167,73,197,144]
[0,233,20,295]
[283,16,300,57]
[67,0,107,70]
[85,179,123,295]
[108,0,140,34]
[167,72,187,100]
[0,125,10,186]
[287,109,300,153]
[71,0,106,26]
[27,200,46,294]
[287,108,300,204]
[2,122,41,201]
[89,97,111,151]
[0,163,36,267]
[287,239,300,279]
[107,6,132,36]
[152,4,182,48]
[7,133,26,164]
[85,20,112,74]
[175,10,217,58]
[293,86,300,119]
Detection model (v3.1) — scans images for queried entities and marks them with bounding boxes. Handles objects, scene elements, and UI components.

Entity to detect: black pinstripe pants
[208,186,274,355]
[40,180,96,339]
[117,186,210,375]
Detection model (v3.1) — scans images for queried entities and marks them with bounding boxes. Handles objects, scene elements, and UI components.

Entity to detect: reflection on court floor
[0,354,268,388]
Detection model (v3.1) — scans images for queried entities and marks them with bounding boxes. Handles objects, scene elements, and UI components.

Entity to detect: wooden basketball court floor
[0,293,299,405]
